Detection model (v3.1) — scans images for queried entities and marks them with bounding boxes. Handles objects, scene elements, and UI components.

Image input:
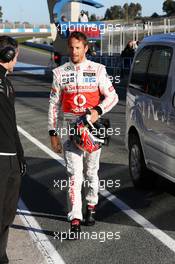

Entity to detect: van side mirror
[173,93,175,108]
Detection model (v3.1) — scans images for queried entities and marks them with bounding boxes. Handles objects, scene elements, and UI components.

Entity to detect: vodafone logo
[74,94,86,107]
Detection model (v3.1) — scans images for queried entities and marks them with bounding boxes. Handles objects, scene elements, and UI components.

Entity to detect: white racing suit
[48,59,118,221]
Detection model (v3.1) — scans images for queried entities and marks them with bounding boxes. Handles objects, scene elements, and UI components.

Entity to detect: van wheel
[129,134,154,189]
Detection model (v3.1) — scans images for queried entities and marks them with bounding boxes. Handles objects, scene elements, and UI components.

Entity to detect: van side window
[146,46,172,97]
[130,47,152,91]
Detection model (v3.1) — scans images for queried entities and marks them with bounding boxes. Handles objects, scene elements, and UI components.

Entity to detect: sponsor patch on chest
[83,72,96,77]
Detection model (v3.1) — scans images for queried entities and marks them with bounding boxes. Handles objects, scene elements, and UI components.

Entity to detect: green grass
[17,37,33,43]
[17,36,51,55]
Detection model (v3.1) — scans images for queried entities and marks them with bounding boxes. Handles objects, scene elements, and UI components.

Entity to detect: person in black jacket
[121,40,135,58]
[120,40,135,75]
[0,36,26,264]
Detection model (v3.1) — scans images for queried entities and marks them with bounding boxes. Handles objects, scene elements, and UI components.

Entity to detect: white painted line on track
[17,126,66,264]
[99,189,175,252]
[18,199,66,264]
[15,62,47,75]
[17,209,67,220]
[18,126,65,166]
[18,125,175,255]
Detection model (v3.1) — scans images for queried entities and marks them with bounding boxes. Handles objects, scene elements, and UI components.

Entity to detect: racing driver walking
[48,31,118,238]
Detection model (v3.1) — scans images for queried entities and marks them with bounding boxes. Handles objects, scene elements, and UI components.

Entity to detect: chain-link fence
[1,16,175,56]
[100,16,175,55]
[0,22,50,29]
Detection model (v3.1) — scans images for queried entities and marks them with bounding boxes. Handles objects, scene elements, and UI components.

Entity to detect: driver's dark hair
[68,31,88,46]
[0,35,18,50]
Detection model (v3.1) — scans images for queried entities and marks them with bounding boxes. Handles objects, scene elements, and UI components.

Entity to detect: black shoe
[69,219,81,240]
[0,253,9,264]
[85,206,96,226]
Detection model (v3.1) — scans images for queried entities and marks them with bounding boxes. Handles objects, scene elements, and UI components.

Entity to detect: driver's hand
[50,136,62,153]
[89,109,99,123]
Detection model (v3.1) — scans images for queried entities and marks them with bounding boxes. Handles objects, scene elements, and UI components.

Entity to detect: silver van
[126,33,175,188]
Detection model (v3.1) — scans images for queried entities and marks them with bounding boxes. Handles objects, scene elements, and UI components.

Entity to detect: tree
[163,0,175,15]
[104,8,112,20]
[111,5,123,19]
[104,2,142,21]
[151,12,159,18]
[136,3,142,17]
[89,14,97,21]
[0,6,3,21]
[23,21,30,25]
[122,2,142,20]
[128,2,142,19]
[104,5,123,20]
[123,3,129,21]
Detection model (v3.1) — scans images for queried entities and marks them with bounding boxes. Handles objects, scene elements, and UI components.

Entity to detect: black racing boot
[69,219,81,240]
[85,205,96,226]
[0,253,9,264]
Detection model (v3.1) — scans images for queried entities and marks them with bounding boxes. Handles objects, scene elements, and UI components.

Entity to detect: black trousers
[0,156,21,258]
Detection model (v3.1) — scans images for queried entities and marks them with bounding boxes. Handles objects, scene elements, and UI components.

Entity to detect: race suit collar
[69,58,88,69]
